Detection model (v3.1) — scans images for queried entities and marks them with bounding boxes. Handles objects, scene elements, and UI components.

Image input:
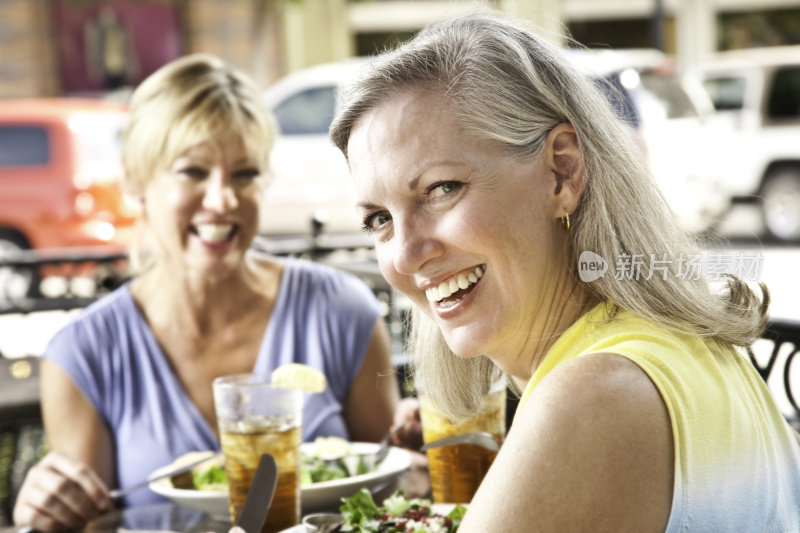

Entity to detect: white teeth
[196,223,233,243]
[425,265,485,303]
[430,286,441,301]
[439,283,452,299]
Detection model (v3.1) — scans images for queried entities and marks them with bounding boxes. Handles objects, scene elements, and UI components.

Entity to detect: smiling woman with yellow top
[13,54,399,532]
[331,11,800,532]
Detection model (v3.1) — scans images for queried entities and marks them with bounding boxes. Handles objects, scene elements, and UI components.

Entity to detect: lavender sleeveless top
[42,257,381,507]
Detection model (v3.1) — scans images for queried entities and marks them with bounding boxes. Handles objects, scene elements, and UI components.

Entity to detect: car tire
[0,230,38,306]
[762,168,800,243]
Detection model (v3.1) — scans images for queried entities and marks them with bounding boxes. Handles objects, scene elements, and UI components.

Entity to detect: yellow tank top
[518,302,800,531]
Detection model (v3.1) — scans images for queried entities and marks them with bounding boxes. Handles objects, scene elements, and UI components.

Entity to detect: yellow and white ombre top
[519,302,800,531]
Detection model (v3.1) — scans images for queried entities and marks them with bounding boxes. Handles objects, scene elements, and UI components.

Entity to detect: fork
[420,431,500,452]
[323,429,394,477]
[109,451,219,500]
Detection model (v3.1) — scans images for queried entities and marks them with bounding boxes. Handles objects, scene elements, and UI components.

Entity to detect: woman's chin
[442,332,486,359]
[187,254,242,281]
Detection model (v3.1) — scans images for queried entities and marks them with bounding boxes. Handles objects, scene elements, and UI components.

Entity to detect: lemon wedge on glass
[272,363,327,393]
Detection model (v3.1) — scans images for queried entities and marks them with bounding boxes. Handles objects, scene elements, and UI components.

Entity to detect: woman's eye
[362,211,392,233]
[178,166,208,180]
[233,167,261,180]
[428,181,462,198]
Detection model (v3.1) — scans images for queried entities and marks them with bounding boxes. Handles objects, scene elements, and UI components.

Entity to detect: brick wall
[182,0,286,88]
[0,0,60,98]
[0,0,287,99]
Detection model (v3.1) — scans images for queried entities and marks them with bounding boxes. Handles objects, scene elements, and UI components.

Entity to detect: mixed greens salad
[191,463,228,491]
[187,437,378,490]
[336,489,466,533]
[189,455,364,490]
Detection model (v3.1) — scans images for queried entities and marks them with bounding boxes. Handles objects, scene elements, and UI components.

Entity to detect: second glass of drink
[213,373,303,533]
[420,388,506,504]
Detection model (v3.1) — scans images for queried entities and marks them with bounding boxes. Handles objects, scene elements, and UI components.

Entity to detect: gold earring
[560,211,571,231]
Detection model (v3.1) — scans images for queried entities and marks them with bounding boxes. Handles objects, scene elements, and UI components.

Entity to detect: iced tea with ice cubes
[220,420,301,532]
[213,374,303,533]
[420,389,506,504]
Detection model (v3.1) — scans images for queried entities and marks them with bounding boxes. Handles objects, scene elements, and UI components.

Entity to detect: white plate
[299,442,411,512]
[280,504,462,533]
[148,443,412,521]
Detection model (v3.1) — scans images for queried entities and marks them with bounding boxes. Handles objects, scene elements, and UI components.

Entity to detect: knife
[109,451,220,500]
[237,453,278,533]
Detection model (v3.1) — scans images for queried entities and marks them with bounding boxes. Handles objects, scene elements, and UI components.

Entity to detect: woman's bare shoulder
[523,352,672,449]
[462,353,673,532]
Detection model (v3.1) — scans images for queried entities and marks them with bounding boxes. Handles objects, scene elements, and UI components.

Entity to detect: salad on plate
[187,436,378,491]
[313,488,467,533]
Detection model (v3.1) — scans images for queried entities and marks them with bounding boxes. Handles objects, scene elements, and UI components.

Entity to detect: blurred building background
[2,0,800,99]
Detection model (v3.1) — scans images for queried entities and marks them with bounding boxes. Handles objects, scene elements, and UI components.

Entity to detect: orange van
[0,98,138,299]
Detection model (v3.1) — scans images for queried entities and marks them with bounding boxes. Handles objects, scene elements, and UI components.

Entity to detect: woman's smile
[190,222,238,248]
[425,264,485,306]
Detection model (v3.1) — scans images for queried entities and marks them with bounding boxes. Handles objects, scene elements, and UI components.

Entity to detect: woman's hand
[390,397,424,451]
[13,451,112,532]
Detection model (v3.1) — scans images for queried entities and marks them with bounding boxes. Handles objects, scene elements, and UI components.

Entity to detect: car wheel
[762,169,800,243]
[0,230,37,306]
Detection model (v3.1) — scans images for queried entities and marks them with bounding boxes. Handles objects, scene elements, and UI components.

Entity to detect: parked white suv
[566,48,728,234]
[260,50,726,238]
[693,46,800,242]
[260,59,367,238]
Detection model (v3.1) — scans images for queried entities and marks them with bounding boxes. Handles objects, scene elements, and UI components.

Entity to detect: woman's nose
[383,216,443,277]
[202,170,238,212]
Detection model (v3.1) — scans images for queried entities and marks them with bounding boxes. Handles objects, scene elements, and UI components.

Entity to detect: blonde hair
[122,53,276,270]
[330,12,768,420]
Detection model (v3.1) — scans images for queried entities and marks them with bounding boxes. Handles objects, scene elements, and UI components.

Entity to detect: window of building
[568,17,676,52]
[718,8,800,50]
[355,31,417,57]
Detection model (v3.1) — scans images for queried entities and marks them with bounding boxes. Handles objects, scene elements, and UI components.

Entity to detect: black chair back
[748,318,800,428]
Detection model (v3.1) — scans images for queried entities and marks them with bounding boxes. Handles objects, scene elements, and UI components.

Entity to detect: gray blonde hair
[123,53,276,270]
[330,12,768,420]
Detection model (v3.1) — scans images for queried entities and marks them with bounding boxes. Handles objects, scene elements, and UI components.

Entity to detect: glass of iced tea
[213,373,303,533]
[420,387,506,504]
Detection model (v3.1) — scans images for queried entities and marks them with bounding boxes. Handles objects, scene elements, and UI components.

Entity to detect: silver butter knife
[237,453,278,533]
[109,451,220,500]
[420,431,500,452]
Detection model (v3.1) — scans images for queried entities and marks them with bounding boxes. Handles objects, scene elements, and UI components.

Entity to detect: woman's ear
[120,172,146,217]
[544,123,585,214]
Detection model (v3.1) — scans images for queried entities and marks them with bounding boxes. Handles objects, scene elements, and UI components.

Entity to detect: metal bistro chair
[747,318,800,431]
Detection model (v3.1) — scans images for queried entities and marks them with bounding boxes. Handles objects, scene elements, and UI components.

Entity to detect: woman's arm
[13,359,114,531]
[460,353,674,532]
[344,319,400,442]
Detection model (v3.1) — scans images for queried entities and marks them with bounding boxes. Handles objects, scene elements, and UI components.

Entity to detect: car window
[636,71,699,119]
[767,66,800,120]
[702,76,746,111]
[0,125,50,166]
[272,86,336,135]
[69,112,127,185]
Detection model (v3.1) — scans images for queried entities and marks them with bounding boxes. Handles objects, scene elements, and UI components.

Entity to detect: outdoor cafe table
[0,458,431,533]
